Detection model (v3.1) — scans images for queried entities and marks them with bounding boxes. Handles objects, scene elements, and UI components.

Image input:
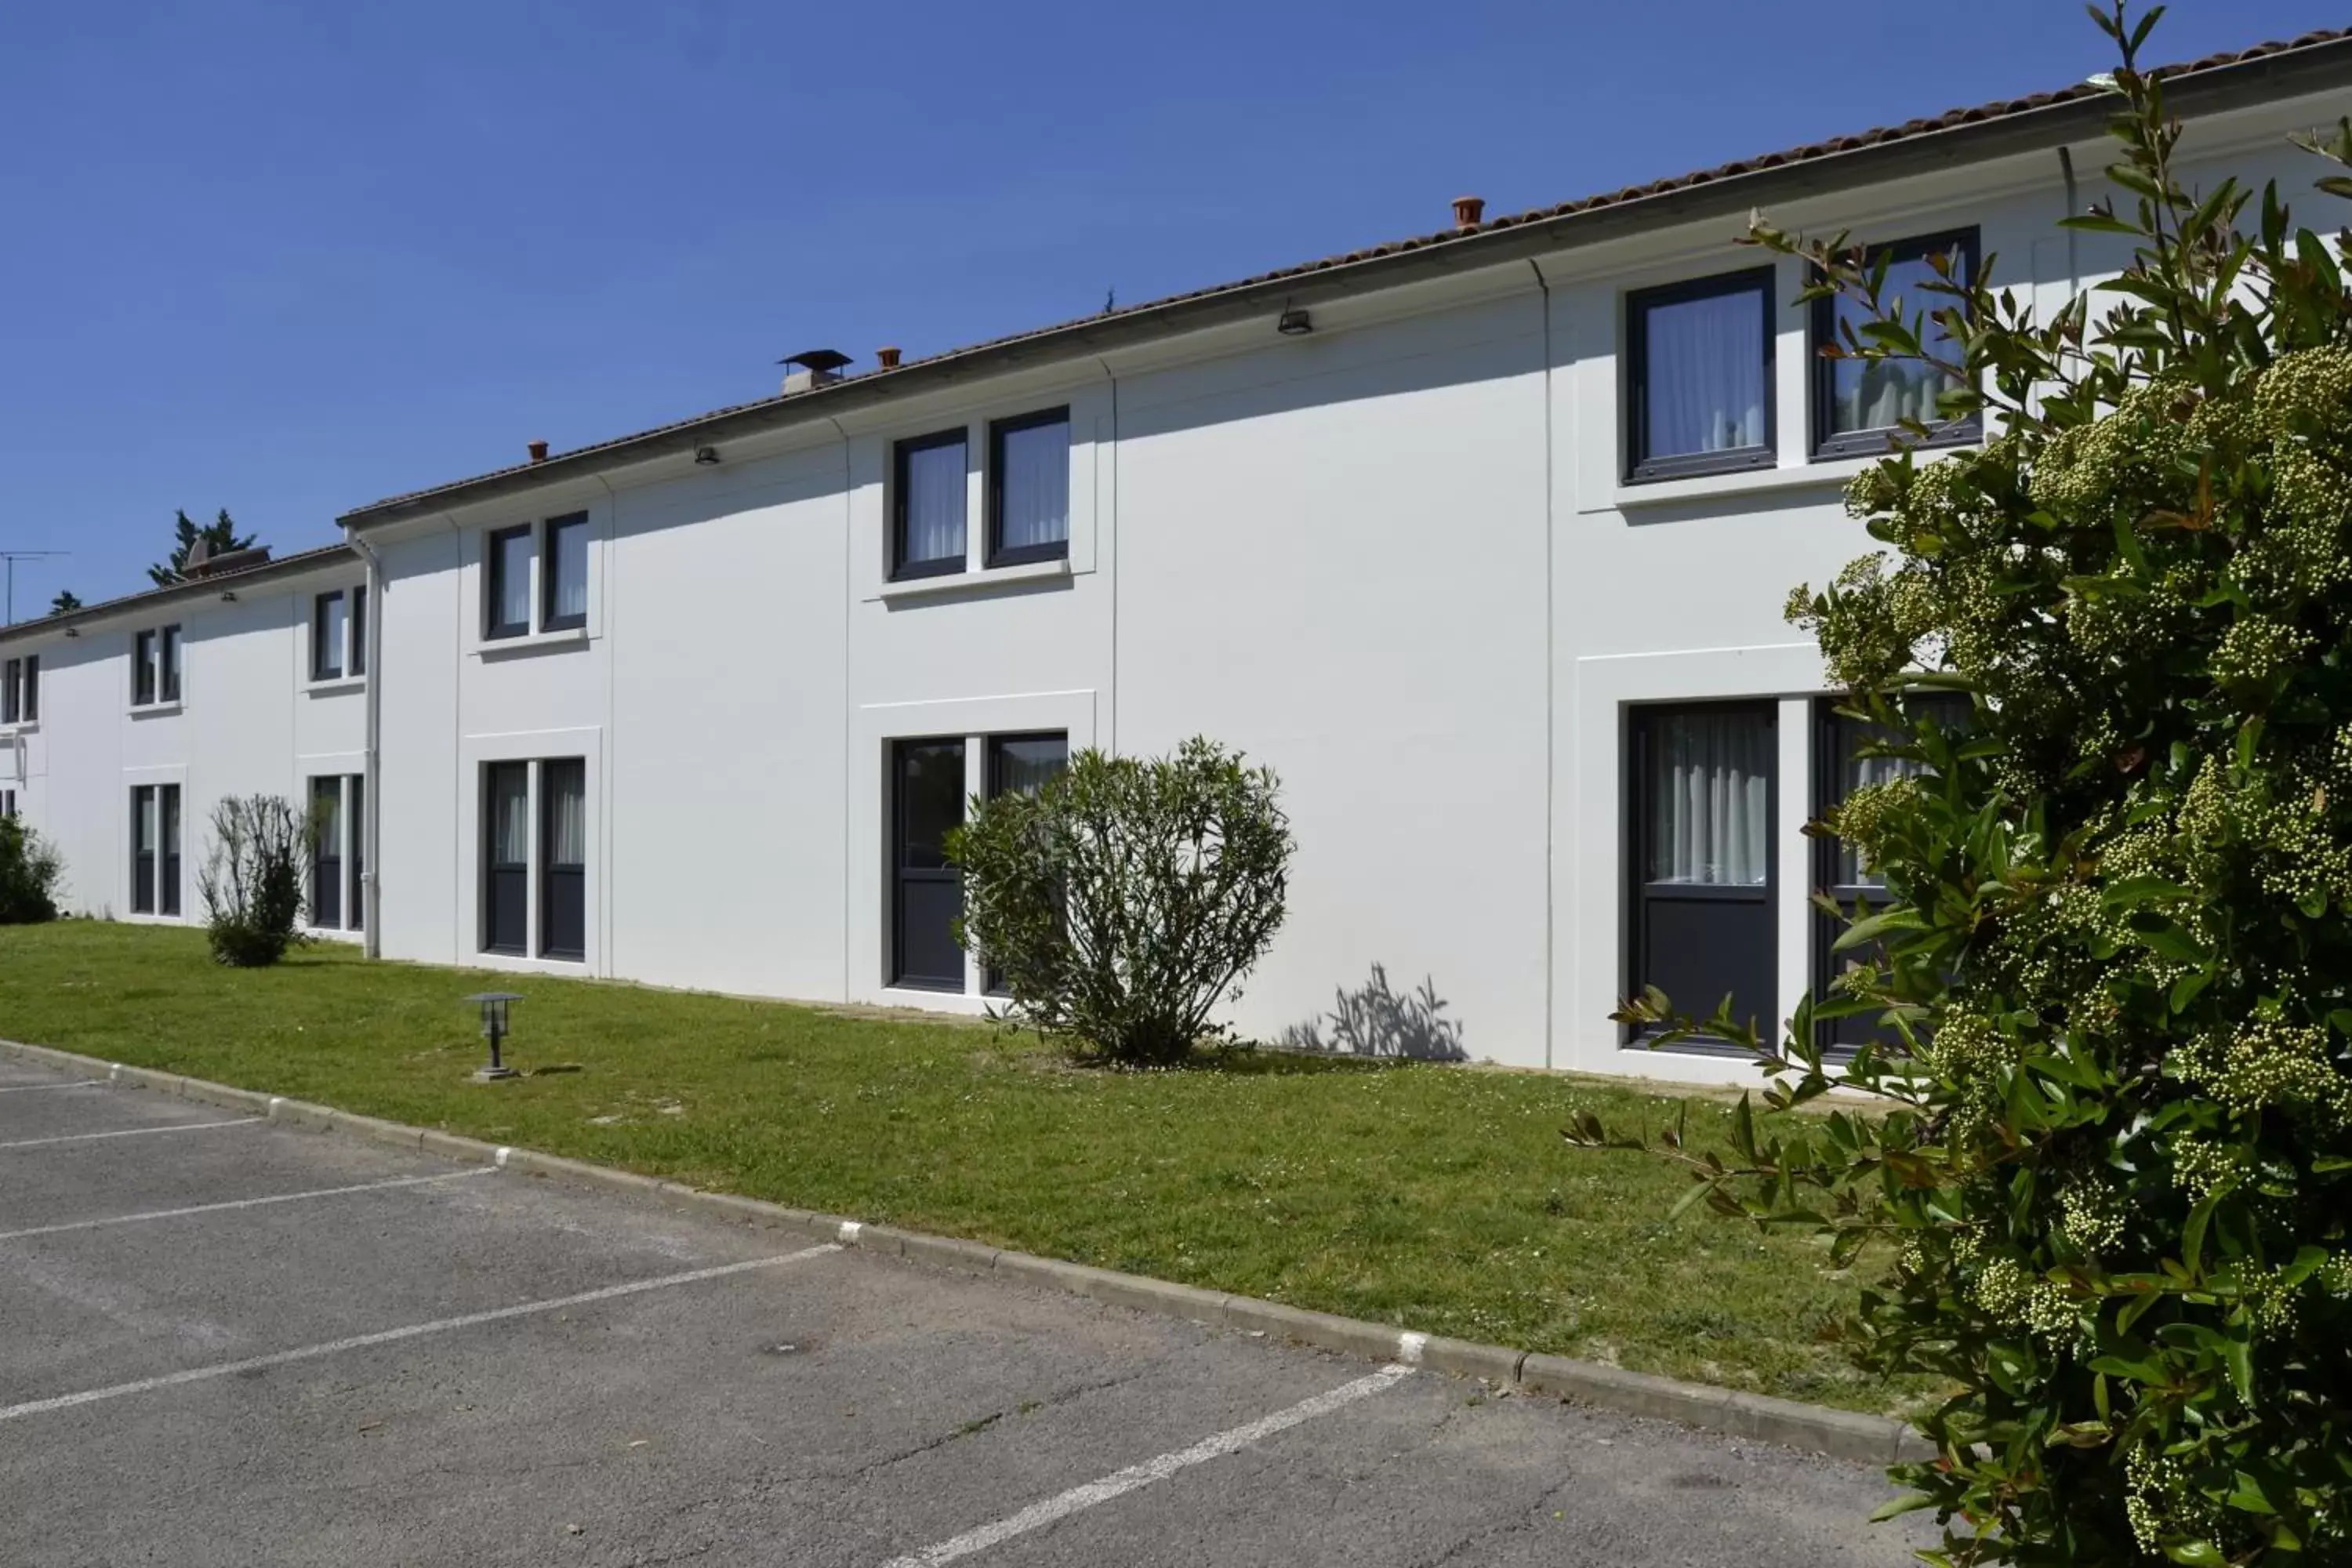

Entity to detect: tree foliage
[1573,8,2352,1562]
[148,508,256,586]
[198,793,314,967]
[0,817,64,924]
[949,737,1293,1066]
[46,590,80,615]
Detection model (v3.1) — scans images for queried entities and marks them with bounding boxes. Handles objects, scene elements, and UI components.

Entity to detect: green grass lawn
[0,921,1928,1415]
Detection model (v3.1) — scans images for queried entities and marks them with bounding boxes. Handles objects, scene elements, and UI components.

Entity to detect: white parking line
[0,1243,839,1425]
[0,1080,106,1095]
[0,1117,263,1152]
[876,1363,1416,1567]
[0,1168,495,1243]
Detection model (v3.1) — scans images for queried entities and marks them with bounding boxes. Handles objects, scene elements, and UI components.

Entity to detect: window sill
[468,949,589,975]
[876,985,989,1014]
[303,675,368,698]
[473,625,590,659]
[877,556,1072,604]
[0,720,37,738]
[127,701,183,719]
[119,912,188,927]
[303,925,364,943]
[1603,441,1978,513]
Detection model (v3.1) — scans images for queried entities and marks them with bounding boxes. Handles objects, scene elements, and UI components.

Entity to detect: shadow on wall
[1276,963,1468,1062]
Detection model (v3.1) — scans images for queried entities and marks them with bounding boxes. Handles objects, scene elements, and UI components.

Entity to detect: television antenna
[0,551,70,626]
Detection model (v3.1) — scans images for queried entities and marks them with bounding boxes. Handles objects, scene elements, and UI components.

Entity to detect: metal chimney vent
[779,348,853,394]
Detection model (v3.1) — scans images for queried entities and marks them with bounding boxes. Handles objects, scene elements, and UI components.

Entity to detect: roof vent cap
[1451,194,1485,229]
[779,348,853,394]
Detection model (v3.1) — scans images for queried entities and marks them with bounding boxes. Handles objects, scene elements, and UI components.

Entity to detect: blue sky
[0,0,2339,615]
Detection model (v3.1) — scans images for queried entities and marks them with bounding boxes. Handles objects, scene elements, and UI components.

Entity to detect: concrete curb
[2,1037,1932,1467]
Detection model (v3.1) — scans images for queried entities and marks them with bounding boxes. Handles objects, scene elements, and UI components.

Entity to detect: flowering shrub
[0,816,63,924]
[1574,9,2352,1562]
[949,737,1292,1066]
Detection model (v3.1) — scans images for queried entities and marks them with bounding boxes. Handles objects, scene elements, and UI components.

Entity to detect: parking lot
[0,1053,1928,1566]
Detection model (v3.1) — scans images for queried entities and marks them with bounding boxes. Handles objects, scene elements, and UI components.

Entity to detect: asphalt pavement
[0,1053,1932,1566]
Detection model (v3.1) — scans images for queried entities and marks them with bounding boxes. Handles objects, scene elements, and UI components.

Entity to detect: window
[1811,697,1965,1050]
[1812,229,1980,459]
[130,783,182,917]
[543,514,589,632]
[479,757,586,960]
[308,773,366,933]
[351,586,368,677]
[159,625,182,702]
[133,630,157,706]
[0,656,25,724]
[893,430,968,580]
[313,590,348,681]
[311,775,344,928]
[1,789,16,819]
[983,733,1069,992]
[1625,704,1775,1046]
[486,525,532,639]
[891,738,967,988]
[482,762,529,954]
[988,409,1071,568]
[1624,267,1776,484]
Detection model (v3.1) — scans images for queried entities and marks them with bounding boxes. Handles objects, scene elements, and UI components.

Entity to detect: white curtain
[1646,289,1766,457]
[319,594,347,675]
[903,440,967,564]
[546,760,586,867]
[312,778,343,857]
[1829,254,1961,433]
[1650,710,1770,885]
[495,534,532,628]
[997,419,1069,551]
[553,524,589,621]
[490,766,528,865]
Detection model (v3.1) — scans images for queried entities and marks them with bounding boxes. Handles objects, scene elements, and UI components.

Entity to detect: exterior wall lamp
[693,445,720,466]
[1276,308,1313,337]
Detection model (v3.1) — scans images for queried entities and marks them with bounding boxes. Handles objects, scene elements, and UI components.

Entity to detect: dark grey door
[893,738,967,989]
[540,758,586,960]
[1628,703,1776,1044]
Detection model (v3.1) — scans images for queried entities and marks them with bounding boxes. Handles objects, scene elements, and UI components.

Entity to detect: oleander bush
[1575,9,2352,1562]
[949,737,1293,1066]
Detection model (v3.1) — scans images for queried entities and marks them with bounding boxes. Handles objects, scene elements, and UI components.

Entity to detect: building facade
[5,37,2346,1082]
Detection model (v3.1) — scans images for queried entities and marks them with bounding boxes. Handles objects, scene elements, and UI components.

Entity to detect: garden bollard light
[464,992,525,1080]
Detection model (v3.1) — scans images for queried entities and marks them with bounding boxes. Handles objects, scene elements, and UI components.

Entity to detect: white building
[6,34,2347,1081]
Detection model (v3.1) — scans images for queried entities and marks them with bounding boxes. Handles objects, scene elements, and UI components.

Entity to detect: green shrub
[949,737,1293,1066]
[1577,9,2352,1561]
[0,817,64,924]
[198,793,313,967]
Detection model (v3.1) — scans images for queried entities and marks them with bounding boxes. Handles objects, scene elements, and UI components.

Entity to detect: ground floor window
[481,758,584,960]
[0,789,16,819]
[1811,697,1964,1051]
[130,782,182,918]
[891,731,1069,993]
[1625,703,1774,1045]
[310,774,365,933]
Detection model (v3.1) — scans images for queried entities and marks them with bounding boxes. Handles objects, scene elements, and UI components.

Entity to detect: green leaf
[1869,1491,1940,1522]
[2163,1540,2227,1567]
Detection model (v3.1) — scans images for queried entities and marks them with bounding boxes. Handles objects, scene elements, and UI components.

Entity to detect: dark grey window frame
[982,731,1069,995]
[349,774,365,932]
[1621,700,1779,1056]
[890,736,967,990]
[312,590,347,681]
[17,655,31,723]
[158,625,182,702]
[986,407,1073,569]
[311,775,344,930]
[2,658,17,724]
[351,586,368,678]
[130,782,181,917]
[132,630,158,706]
[1809,227,1982,462]
[481,760,530,956]
[539,757,586,961]
[1623,266,1778,485]
[541,513,590,633]
[485,524,532,640]
[891,428,970,582]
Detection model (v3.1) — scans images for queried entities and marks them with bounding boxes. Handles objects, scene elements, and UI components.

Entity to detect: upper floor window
[1624,267,1775,485]
[133,625,182,706]
[893,430,968,580]
[988,408,1070,568]
[310,588,368,681]
[1811,229,1980,460]
[1,655,34,724]
[487,525,532,639]
[543,514,589,631]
